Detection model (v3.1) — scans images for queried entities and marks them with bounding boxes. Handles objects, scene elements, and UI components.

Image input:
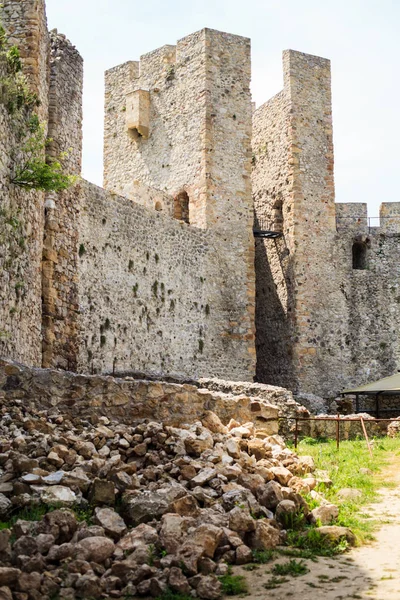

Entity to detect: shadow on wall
[254,214,296,390]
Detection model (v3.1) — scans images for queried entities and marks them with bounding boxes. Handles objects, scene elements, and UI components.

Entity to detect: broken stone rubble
[0,399,348,599]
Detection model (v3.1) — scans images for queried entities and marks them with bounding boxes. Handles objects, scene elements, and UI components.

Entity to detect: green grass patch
[277,547,319,562]
[286,528,348,557]
[272,559,309,577]
[242,564,259,571]
[156,591,192,600]
[252,548,276,563]
[0,503,53,529]
[295,436,400,543]
[0,503,97,532]
[219,572,248,595]
[263,576,289,589]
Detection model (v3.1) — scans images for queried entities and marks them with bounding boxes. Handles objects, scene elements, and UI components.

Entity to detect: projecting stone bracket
[126,89,150,139]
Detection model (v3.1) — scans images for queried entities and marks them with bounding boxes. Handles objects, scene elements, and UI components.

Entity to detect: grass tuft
[219,573,248,595]
[263,576,289,589]
[252,548,276,563]
[156,590,192,600]
[272,559,309,577]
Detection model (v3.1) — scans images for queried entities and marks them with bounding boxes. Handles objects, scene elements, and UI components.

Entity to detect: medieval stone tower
[253,51,400,397]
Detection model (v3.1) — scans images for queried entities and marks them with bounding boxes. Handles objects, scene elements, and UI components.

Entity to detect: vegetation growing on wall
[0,20,75,192]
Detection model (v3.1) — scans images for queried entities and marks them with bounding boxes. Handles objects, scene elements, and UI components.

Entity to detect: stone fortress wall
[1,0,400,401]
[0,1,256,382]
[0,0,49,367]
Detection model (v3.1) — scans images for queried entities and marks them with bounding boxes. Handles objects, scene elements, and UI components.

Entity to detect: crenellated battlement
[336,202,400,235]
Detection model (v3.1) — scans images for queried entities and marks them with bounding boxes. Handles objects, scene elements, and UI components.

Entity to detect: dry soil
[236,457,400,600]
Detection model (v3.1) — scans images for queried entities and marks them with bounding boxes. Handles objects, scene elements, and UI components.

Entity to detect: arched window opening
[174,191,189,223]
[352,241,368,270]
[272,198,283,233]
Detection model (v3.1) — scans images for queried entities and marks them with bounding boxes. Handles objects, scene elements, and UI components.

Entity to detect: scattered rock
[40,486,77,506]
[258,480,283,510]
[315,525,356,546]
[89,478,115,505]
[0,388,325,599]
[310,504,339,525]
[0,569,20,586]
[0,495,11,519]
[197,575,222,599]
[248,520,281,550]
[94,507,127,540]
[337,488,362,501]
[77,536,115,562]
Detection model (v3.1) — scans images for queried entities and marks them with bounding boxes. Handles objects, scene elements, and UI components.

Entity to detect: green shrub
[219,573,248,595]
[272,559,309,577]
[252,548,276,563]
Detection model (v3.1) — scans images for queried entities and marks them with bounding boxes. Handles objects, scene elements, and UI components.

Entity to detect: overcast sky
[46,0,399,218]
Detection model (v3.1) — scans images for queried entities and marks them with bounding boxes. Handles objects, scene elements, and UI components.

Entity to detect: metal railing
[263,414,399,455]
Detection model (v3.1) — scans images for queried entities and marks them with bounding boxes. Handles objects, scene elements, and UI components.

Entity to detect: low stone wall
[307,414,388,440]
[0,358,280,434]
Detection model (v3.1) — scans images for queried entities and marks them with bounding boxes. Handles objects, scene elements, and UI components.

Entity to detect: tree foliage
[11,117,77,192]
[0,18,76,192]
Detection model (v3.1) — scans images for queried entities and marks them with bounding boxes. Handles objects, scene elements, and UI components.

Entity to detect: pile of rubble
[0,398,340,600]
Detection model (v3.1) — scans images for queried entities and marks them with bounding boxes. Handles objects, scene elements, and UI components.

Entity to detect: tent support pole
[375,393,380,419]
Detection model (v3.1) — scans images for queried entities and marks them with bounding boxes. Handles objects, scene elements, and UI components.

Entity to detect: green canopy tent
[342,372,400,417]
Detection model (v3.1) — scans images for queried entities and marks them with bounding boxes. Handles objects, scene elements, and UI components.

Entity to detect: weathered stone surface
[122,490,169,525]
[257,480,283,510]
[0,530,10,553]
[38,483,75,505]
[39,510,78,544]
[191,468,217,487]
[89,479,115,506]
[310,504,339,525]
[169,567,191,594]
[117,523,158,553]
[235,544,253,565]
[228,507,255,534]
[0,569,20,586]
[270,466,292,486]
[337,488,362,501]
[176,542,205,576]
[196,575,222,599]
[0,587,12,600]
[169,494,200,517]
[0,496,11,519]
[315,526,356,546]
[192,524,223,559]
[94,507,127,540]
[248,520,281,550]
[76,536,115,563]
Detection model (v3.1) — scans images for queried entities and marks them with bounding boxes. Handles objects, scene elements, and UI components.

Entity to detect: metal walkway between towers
[253,230,283,239]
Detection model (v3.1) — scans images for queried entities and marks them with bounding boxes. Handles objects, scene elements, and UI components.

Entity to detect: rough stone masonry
[1,0,400,399]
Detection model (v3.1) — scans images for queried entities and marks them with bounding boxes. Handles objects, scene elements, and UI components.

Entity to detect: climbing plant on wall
[0,20,76,192]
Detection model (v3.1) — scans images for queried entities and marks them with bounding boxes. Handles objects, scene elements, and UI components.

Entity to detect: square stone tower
[253,50,348,396]
[104,28,252,233]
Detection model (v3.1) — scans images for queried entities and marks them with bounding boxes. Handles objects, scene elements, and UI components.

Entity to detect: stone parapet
[0,358,279,433]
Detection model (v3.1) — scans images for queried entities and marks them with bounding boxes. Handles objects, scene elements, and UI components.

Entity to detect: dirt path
[236,457,400,599]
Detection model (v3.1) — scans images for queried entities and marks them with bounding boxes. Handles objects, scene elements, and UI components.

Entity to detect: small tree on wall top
[0,19,76,192]
[10,115,76,192]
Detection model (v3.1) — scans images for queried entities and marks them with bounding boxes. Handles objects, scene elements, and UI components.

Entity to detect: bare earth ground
[235,457,400,600]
